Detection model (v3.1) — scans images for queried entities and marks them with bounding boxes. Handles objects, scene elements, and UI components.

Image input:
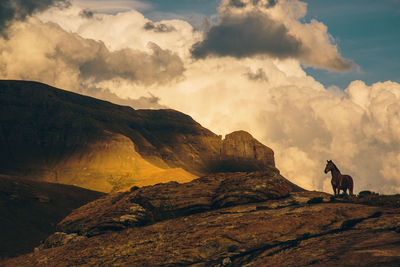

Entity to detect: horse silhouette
[324,160,354,196]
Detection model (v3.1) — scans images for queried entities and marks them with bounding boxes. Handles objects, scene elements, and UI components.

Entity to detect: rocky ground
[2,171,399,266]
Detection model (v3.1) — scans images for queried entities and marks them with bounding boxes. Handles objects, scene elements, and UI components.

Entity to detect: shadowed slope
[0,175,104,259]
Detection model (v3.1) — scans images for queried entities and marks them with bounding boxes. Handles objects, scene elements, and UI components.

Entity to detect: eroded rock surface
[3,171,400,267]
[56,170,294,237]
[36,232,86,250]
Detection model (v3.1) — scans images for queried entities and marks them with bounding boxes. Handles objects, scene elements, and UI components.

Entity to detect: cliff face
[214,131,275,172]
[0,80,274,192]
[3,171,400,267]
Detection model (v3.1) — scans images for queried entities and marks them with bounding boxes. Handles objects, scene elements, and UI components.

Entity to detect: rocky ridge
[54,169,292,237]
[3,171,400,266]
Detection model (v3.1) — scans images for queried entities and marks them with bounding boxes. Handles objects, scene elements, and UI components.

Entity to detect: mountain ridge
[0,80,274,192]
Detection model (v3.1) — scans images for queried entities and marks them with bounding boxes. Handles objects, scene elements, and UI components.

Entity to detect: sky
[1,0,400,194]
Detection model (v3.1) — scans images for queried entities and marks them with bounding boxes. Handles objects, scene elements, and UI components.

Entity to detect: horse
[324,160,354,196]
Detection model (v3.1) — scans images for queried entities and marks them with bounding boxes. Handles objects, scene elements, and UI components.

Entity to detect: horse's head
[324,160,335,173]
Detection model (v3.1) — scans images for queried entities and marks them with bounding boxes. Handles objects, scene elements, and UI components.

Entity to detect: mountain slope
[0,175,104,260]
[0,80,274,192]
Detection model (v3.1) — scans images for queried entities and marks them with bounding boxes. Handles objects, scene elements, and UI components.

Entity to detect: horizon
[1,0,400,194]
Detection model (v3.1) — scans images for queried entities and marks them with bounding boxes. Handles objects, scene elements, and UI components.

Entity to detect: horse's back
[342,175,353,187]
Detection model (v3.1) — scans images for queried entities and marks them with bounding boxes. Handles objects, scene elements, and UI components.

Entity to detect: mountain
[3,171,400,266]
[0,80,274,192]
[0,175,104,260]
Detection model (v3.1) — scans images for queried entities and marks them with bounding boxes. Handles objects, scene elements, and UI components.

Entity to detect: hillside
[0,175,104,260]
[0,80,274,192]
[2,171,400,266]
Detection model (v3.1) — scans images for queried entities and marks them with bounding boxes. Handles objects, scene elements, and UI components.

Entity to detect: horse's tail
[349,175,354,195]
[342,175,354,195]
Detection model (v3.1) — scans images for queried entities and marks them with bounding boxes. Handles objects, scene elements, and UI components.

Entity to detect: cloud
[191,0,353,72]
[143,21,176,33]
[245,68,269,82]
[228,0,247,8]
[191,11,302,59]
[0,17,184,99]
[84,86,166,109]
[227,0,278,8]
[79,9,94,18]
[78,41,184,84]
[73,0,151,14]
[162,58,400,194]
[37,6,200,58]
[0,0,70,34]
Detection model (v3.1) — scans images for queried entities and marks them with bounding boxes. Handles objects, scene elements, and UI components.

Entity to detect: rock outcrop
[3,171,400,266]
[55,169,294,237]
[0,80,274,192]
[211,131,275,172]
[36,232,87,251]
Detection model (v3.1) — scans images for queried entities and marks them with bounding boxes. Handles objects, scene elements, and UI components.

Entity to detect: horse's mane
[331,161,340,173]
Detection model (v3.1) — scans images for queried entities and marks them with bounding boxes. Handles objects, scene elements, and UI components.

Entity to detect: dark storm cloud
[265,0,278,7]
[79,9,94,19]
[245,68,269,82]
[227,0,278,8]
[0,0,70,34]
[77,41,184,85]
[84,87,167,109]
[191,11,302,59]
[143,22,176,33]
[229,0,246,8]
